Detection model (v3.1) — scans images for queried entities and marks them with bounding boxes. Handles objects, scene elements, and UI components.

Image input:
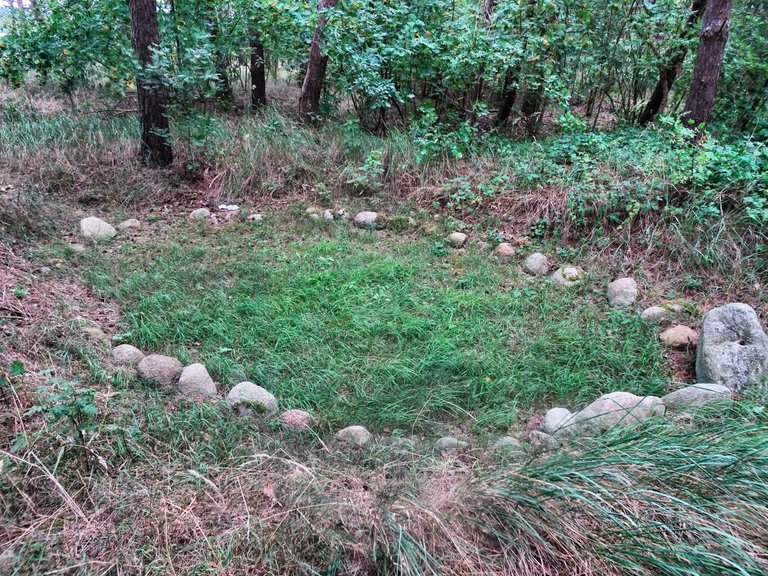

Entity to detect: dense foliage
[1,0,766,133]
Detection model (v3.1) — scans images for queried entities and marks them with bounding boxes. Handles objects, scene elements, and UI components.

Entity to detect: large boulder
[226,382,278,415]
[662,383,732,411]
[137,354,183,386]
[572,392,664,432]
[111,344,144,367]
[607,277,638,307]
[695,303,768,391]
[335,425,372,446]
[80,217,116,243]
[177,363,217,399]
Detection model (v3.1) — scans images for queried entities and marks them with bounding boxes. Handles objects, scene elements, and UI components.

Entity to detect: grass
[77,215,668,433]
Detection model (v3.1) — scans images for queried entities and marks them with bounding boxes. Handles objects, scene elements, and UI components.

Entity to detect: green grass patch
[81,216,668,432]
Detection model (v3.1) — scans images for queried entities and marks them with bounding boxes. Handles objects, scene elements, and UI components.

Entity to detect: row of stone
[110,344,312,429]
[533,383,733,446]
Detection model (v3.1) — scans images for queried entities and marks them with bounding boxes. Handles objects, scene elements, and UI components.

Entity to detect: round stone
[226,382,278,415]
[138,354,183,386]
[353,211,381,229]
[178,363,217,399]
[523,252,549,276]
[447,232,468,247]
[189,208,211,220]
[607,277,638,307]
[116,218,141,232]
[305,207,323,220]
[434,436,469,454]
[552,266,584,287]
[494,242,516,260]
[641,306,673,323]
[80,217,116,243]
[660,325,699,350]
[662,383,732,411]
[322,209,334,221]
[334,425,372,446]
[111,344,144,367]
[279,409,314,429]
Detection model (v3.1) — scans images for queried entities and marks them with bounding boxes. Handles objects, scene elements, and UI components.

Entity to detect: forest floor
[2,86,768,575]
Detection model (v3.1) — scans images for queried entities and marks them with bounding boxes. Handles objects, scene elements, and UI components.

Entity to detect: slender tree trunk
[684,0,734,131]
[129,0,172,168]
[250,30,267,110]
[639,0,707,124]
[299,0,338,122]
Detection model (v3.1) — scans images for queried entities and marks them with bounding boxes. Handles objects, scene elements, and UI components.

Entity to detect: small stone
[248,213,263,222]
[111,344,144,367]
[447,232,468,247]
[322,209,334,221]
[82,326,110,348]
[528,430,558,449]
[178,363,217,399]
[408,217,417,227]
[494,242,516,260]
[696,303,768,391]
[476,241,490,251]
[67,243,86,254]
[226,382,278,415]
[662,383,732,411]
[305,207,323,220]
[138,354,183,387]
[116,218,141,232]
[541,407,575,436]
[641,306,673,323]
[353,211,381,229]
[279,409,314,429]
[607,277,638,307]
[335,208,350,220]
[660,325,698,350]
[189,208,211,220]
[335,425,372,446]
[524,252,549,276]
[552,266,584,287]
[79,217,116,243]
[572,392,664,432]
[492,436,525,455]
[434,436,469,454]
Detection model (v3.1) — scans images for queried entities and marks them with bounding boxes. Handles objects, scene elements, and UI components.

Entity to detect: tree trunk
[299,0,338,123]
[129,0,172,168]
[684,0,734,131]
[639,0,707,125]
[250,30,267,110]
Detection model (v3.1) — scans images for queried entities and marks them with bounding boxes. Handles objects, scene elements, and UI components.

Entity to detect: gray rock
[111,344,144,367]
[695,303,768,391]
[662,383,732,411]
[494,242,516,260]
[178,363,217,399]
[189,208,211,220]
[541,407,576,436]
[137,354,183,387]
[226,382,278,415]
[528,430,558,449]
[335,425,372,446]
[248,213,263,222]
[434,436,469,453]
[573,392,664,432]
[79,217,116,243]
[524,252,550,276]
[641,306,673,323]
[447,232,468,248]
[279,409,314,429]
[335,208,350,220]
[492,436,526,457]
[353,211,380,229]
[660,325,698,349]
[322,209,334,221]
[607,277,638,307]
[552,266,584,287]
[67,243,87,254]
[116,218,141,232]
